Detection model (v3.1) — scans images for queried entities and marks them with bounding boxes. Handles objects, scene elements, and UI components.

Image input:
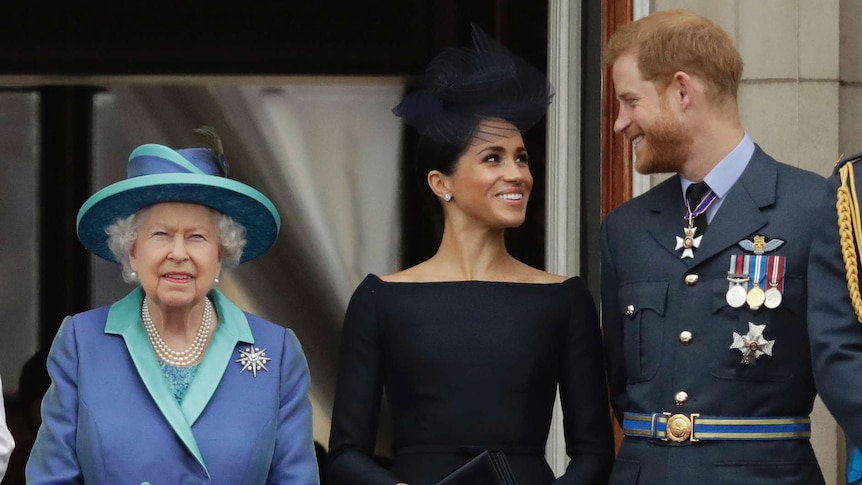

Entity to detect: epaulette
[833,151,862,176]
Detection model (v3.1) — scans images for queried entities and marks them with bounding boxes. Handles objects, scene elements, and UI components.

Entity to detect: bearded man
[600,10,826,484]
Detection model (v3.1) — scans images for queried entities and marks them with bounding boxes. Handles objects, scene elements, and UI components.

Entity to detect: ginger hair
[604,9,743,103]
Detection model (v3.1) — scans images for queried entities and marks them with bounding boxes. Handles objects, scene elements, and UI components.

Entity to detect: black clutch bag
[435,450,519,485]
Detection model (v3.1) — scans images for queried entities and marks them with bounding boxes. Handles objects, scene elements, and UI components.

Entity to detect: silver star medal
[236,345,271,377]
[730,322,775,365]
[675,226,703,259]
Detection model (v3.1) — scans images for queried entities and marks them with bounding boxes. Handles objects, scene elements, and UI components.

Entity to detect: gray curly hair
[105,206,247,283]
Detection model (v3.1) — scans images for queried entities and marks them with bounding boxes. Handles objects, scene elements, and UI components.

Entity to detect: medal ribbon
[742,255,752,290]
[728,255,737,293]
[749,255,767,290]
[728,255,746,294]
[684,188,718,222]
[767,255,786,293]
[731,254,744,275]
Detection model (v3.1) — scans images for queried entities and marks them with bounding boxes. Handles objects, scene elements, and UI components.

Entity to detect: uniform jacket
[808,156,862,449]
[26,287,320,485]
[601,146,826,484]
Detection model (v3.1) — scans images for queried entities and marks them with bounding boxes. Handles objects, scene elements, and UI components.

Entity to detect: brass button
[675,391,689,406]
[684,274,699,286]
[679,330,693,345]
[626,304,635,316]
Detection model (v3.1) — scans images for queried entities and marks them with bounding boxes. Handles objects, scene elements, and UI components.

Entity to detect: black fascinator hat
[392,24,554,146]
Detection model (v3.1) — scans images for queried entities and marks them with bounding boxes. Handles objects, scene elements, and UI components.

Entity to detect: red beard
[632,106,693,175]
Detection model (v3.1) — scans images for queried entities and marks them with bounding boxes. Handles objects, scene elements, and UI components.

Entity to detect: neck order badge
[675,183,716,259]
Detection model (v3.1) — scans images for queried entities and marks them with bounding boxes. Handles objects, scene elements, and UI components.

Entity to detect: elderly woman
[26,129,320,484]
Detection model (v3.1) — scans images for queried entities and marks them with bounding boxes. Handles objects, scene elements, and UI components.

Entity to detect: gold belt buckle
[663,412,700,442]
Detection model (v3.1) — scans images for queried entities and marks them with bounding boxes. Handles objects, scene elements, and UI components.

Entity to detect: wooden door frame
[601,0,633,450]
[601,0,633,217]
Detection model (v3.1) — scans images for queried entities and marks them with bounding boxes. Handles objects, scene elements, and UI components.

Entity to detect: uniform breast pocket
[618,280,668,383]
[710,276,804,382]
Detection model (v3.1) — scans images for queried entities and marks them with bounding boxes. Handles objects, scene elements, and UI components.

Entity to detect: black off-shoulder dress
[328,274,614,485]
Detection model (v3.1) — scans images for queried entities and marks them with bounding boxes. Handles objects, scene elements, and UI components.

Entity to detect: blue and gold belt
[623,412,811,443]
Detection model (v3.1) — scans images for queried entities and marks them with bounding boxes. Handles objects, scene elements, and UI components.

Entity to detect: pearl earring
[444,193,452,202]
[214,277,220,284]
[129,271,138,281]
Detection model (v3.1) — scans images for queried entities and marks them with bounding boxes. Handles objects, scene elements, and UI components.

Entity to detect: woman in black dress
[328,25,614,485]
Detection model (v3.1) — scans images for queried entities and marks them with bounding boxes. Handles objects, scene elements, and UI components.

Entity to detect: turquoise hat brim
[77,173,281,264]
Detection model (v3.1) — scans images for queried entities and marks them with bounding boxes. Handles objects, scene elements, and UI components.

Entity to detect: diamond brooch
[236,345,271,377]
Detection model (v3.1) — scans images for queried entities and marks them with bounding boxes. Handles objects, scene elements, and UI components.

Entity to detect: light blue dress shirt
[680,133,755,223]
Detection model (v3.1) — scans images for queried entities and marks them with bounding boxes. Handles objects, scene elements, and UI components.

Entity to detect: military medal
[726,276,748,308]
[764,255,786,309]
[764,287,782,309]
[726,256,750,308]
[675,226,702,259]
[729,237,787,311]
[746,286,765,310]
[730,322,775,365]
[741,254,768,310]
[675,187,717,259]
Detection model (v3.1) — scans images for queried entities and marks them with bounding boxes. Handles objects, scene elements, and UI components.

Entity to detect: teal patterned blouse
[158,362,200,403]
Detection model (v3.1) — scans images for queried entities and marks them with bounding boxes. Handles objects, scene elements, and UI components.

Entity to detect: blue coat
[808,156,862,448]
[26,287,320,485]
[601,147,826,484]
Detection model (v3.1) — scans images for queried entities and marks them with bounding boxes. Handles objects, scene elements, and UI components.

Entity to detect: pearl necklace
[141,296,213,367]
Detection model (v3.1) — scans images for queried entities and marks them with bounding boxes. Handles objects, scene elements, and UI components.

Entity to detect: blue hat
[77,143,281,264]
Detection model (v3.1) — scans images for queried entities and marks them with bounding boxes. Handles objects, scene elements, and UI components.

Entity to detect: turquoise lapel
[104,288,254,477]
[180,289,254,425]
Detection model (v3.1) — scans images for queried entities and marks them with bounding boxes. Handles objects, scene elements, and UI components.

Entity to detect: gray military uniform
[808,153,862,479]
[602,146,826,484]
